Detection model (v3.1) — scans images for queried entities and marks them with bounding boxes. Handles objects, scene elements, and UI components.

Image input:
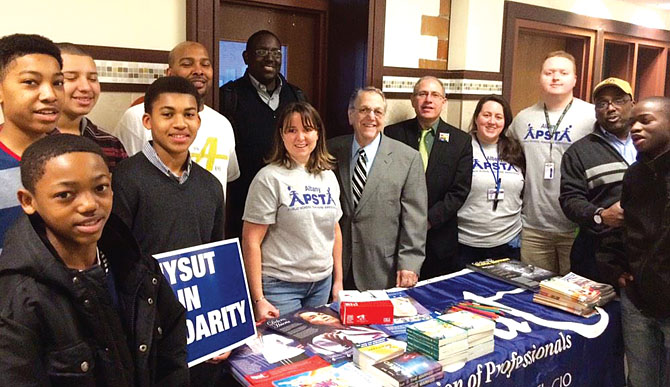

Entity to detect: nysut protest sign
[154,239,256,367]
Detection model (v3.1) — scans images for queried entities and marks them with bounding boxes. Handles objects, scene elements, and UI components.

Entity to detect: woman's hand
[253,298,280,321]
[331,279,343,302]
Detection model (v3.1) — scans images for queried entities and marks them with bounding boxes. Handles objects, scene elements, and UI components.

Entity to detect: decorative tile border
[95,60,168,85]
[383,75,502,95]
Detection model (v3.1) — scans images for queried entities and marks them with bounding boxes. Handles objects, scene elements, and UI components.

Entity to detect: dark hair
[266,102,335,173]
[56,42,91,57]
[144,76,201,114]
[0,34,62,79]
[246,30,281,52]
[469,95,526,174]
[21,134,106,193]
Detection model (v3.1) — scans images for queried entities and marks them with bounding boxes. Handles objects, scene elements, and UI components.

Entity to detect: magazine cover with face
[264,306,388,363]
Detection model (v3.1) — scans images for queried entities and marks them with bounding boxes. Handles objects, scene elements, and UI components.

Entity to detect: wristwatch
[593,208,604,225]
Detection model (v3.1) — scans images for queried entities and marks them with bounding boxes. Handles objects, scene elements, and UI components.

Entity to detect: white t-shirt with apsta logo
[458,139,524,248]
[243,163,342,283]
[508,98,594,233]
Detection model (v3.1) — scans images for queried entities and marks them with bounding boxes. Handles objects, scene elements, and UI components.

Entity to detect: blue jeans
[621,288,670,387]
[262,274,332,316]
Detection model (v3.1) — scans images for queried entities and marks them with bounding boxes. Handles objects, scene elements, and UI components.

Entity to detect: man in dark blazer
[328,87,427,291]
[385,76,472,279]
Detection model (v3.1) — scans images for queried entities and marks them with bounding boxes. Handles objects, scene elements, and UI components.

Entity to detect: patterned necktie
[352,149,367,207]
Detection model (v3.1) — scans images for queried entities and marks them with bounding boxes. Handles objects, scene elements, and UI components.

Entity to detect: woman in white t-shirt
[242,102,343,319]
[457,95,526,267]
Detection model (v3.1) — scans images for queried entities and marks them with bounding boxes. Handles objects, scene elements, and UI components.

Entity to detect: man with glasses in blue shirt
[559,77,636,283]
[220,30,305,238]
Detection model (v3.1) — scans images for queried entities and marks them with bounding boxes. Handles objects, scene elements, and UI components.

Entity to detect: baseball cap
[593,77,633,98]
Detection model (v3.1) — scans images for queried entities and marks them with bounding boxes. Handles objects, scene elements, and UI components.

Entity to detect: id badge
[544,162,555,180]
[487,188,504,201]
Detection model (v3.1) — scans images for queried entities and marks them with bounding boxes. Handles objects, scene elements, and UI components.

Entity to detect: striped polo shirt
[0,141,22,253]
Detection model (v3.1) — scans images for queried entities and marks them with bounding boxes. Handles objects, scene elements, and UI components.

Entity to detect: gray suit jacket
[327,134,427,290]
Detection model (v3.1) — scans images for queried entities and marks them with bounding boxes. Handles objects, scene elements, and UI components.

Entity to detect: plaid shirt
[51,117,128,172]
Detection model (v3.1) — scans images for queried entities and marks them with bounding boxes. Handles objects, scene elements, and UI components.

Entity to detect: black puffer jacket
[620,150,670,318]
[0,213,188,386]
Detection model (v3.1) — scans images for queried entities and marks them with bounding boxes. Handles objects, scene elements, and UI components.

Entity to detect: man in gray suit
[328,87,427,291]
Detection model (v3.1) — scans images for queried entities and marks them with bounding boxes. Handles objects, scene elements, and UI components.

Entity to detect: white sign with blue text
[154,239,256,367]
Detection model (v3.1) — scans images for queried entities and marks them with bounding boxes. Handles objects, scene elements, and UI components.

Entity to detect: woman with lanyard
[457,95,526,267]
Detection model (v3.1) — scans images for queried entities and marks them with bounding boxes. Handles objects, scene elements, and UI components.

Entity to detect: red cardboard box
[340,300,394,325]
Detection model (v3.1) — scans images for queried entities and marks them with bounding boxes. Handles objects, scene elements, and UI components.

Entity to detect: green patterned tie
[419,129,431,171]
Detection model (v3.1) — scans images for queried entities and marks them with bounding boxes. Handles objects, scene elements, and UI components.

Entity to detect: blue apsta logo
[523,123,573,143]
[288,185,336,207]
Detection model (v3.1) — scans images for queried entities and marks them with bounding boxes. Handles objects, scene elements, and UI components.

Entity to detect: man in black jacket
[0,134,188,386]
[615,97,670,387]
[559,78,636,282]
[385,76,472,278]
[219,30,306,238]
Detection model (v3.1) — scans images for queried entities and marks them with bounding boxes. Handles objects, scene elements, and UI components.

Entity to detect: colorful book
[264,306,388,363]
[354,337,406,369]
[561,272,615,306]
[226,326,321,386]
[272,361,384,387]
[366,352,443,387]
[406,318,467,347]
[467,258,557,291]
[370,292,435,339]
[437,311,495,337]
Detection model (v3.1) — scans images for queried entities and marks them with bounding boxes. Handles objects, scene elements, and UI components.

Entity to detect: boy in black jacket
[618,97,670,387]
[0,134,188,386]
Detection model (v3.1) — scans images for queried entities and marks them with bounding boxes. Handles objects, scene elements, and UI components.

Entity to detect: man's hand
[396,270,418,288]
[602,201,624,228]
[253,298,280,321]
[206,351,231,364]
[618,272,634,288]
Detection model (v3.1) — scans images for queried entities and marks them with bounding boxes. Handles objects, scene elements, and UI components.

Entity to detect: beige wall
[0,0,185,130]
[386,0,670,130]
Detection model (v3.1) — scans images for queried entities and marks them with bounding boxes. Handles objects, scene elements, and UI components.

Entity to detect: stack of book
[438,311,495,361]
[533,276,602,317]
[365,352,444,387]
[561,272,615,306]
[353,337,407,370]
[405,318,469,366]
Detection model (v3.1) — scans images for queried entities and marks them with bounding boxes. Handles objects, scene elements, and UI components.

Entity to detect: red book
[244,356,330,387]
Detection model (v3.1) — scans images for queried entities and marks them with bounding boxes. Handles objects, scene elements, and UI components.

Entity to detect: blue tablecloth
[404,270,625,387]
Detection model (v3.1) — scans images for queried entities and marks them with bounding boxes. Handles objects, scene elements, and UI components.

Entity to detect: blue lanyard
[476,137,501,191]
[476,138,501,211]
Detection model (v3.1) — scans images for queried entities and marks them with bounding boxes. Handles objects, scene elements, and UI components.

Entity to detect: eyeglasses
[595,97,631,110]
[414,91,445,99]
[356,107,385,118]
[254,48,282,59]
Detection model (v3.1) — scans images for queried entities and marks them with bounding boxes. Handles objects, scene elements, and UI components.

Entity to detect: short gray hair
[348,86,387,112]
